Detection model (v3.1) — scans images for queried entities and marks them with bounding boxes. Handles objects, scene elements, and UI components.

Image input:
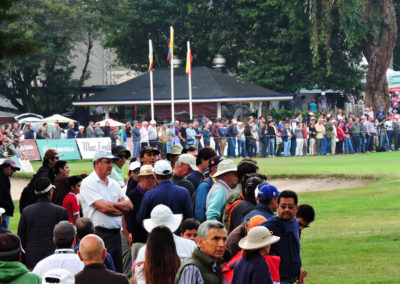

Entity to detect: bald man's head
[78,234,106,264]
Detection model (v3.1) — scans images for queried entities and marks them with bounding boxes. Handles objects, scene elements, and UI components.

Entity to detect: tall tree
[307,0,397,110]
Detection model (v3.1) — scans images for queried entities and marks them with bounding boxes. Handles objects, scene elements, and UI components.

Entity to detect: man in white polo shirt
[80,151,133,273]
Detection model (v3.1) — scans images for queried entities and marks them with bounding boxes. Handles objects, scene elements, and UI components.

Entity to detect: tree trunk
[364,0,397,114]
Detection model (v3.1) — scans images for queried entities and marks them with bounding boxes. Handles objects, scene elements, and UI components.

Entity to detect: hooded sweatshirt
[0,261,41,284]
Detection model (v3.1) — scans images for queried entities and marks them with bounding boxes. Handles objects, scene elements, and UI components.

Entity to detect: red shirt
[62,193,80,225]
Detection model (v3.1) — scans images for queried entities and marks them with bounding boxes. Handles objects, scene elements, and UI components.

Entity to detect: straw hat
[143,204,182,233]
[238,226,280,250]
[138,165,153,176]
[211,159,237,178]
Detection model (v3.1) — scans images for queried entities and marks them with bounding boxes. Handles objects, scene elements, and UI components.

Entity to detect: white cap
[153,160,172,175]
[0,208,5,217]
[177,154,198,171]
[93,151,119,162]
[129,161,141,171]
[78,126,84,129]
[321,92,326,96]
[43,269,75,284]
[150,120,156,125]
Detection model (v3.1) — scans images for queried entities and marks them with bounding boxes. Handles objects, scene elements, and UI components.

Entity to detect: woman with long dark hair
[51,160,70,205]
[62,175,82,225]
[135,225,180,284]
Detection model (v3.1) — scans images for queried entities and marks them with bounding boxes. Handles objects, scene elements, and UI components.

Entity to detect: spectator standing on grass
[148,120,158,148]
[76,126,84,138]
[67,122,75,139]
[140,121,150,148]
[42,123,50,139]
[18,177,69,269]
[315,118,325,155]
[158,123,168,158]
[12,123,21,140]
[51,123,62,139]
[132,120,141,157]
[32,221,84,277]
[136,160,194,224]
[36,126,45,139]
[231,226,280,284]
[212,121,222,156]
[24,124,35,139]
[260,190,302,284]
[79,151,133,273]
[20,149,63,212]
[75,234,129,284]
[0,160,20,230]
[94,122,104,137]
[175,220,226,284]
[86,121,95,138]
[0,233,42,284]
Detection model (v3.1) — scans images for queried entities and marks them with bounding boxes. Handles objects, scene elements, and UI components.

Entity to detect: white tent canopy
[97,119,124,127]
[43,114,76,123]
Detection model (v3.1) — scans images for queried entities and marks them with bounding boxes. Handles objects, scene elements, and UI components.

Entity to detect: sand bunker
[10,177,373,200]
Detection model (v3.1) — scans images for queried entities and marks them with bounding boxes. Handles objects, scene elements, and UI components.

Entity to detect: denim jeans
[214,139,221,156]
[1,215,10,230]
[322,136,327,154]
[344,137,355,153]
[133,141,140,158]
[166,140,174,154]
[268,139,275,156]
[316,138,323,154]
[367,134,375,151]
[283,140,291,156]
[359,136,366,153]
[259,140,268,158]
[227,137,236,158]
[238,140,246,157]
[387,130,393,150]
[326,138,332,154]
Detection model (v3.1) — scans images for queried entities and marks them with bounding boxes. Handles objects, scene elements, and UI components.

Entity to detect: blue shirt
[227,125,238,138]
[241,203,275,223]
[187,171,204,190]
[136,180,194,226]
[218,127,227,138]
[194,178,214,222]
[260,216,301,281]
[67,127,75,139]
[232,253,272,284]
[309,102,317,113]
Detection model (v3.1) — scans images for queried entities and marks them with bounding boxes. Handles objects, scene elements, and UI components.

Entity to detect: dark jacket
[0,170,14,216]
[24,129,35,140]
[175,247,222,284]
[17,197,69,268]
[172,174,195,198]
[75,263,129,284]
[229,200,256,233]
[124,184,148,244]
[232,253,272,284]
[260,216,301,282]
[19,163,55,213]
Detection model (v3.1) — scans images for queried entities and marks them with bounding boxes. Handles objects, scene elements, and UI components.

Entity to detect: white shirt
[80,171,128,229]
[140,127,149,143]
[134,235,197,284]
[148,125,158,140]
[33,249,84,277]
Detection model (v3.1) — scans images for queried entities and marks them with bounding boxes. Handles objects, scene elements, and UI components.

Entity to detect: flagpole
[170,26,175,122]
[187,41,193,120]
[149,39,154,121]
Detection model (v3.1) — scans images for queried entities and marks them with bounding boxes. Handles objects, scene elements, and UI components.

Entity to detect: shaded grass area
[9,151,400,282]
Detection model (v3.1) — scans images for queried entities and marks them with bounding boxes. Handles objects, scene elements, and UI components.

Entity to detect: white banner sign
[76,138,112,159]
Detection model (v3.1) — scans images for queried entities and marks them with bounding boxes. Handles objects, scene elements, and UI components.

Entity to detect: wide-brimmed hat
[211,160,237,178]
[138,165,153,176]
[238,226,280,250]
[167,144,183,156]
[143,204,182,233]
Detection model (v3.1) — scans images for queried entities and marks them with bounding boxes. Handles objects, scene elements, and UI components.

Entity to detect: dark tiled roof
[78,66,290,103]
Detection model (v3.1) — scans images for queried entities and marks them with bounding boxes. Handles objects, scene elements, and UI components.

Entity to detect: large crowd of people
[0,141,317,284]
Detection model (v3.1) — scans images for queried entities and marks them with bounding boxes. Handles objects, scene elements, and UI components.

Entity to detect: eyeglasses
[279,204,296,210]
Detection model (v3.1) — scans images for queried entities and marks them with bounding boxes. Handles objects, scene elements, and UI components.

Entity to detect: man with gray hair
[175,220,227,284]
[172,154,197,197]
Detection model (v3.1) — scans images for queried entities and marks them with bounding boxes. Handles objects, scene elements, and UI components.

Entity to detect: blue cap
[257,184,280,201]
[380,106,384,110]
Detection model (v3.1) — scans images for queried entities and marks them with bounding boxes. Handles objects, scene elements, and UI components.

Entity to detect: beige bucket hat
[211,159,237,178]
[238,226,280,250]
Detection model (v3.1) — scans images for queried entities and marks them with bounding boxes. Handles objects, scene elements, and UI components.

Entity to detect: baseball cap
[129,161,141,172]
[112,145,131,159]
[256,184,280,201]
[177,154,198,171]
[93,151,119,162]
[53,221,76,242]
[380,106,384,110]
[1,159,20,171]
[140,146,160,157]
[43,269,75,284]
[44,149,64,160]
[153,160,172,175]
[209,156,223,168]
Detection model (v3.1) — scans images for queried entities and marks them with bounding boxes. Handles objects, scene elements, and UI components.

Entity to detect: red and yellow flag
[186,49,193,77]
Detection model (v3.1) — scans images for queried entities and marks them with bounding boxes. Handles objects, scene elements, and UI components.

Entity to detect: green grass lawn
[10,152,400,283]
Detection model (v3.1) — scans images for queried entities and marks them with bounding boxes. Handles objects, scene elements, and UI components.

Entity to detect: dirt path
[10,177,373,200]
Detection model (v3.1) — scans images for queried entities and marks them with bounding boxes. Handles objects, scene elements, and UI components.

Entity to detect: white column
[217,102,222,118]
[257,102,262,118]
[104,106,110,119]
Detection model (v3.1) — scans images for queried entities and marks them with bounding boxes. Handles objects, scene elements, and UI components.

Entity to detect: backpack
[225,194,244,233]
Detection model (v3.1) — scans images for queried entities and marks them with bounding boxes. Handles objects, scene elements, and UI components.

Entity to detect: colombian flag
[186,49,193,77]
[167,27,174,61]
[149,54,153,71]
